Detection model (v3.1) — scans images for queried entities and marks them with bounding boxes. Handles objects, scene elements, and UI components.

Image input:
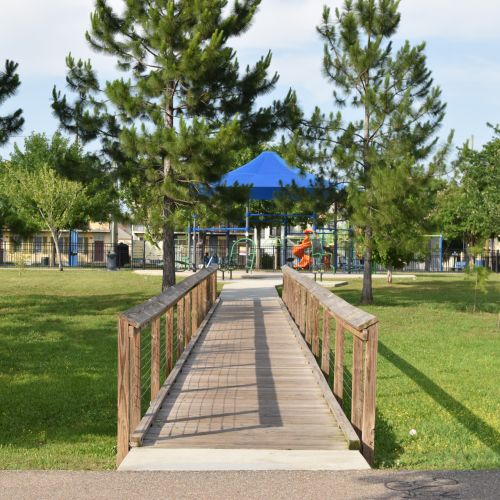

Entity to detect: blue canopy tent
[220,151,317,200]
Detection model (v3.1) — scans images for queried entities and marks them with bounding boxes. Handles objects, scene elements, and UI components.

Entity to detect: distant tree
[52,0,297,290]
[0,163,89,270]
[317,0,447,303]
[9,132,119,225]
[368,153,449,283]
[0,60,24,146]
[437,136,500,264]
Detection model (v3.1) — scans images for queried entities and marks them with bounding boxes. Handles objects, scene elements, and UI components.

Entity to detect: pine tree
[52,0,296,290]
[318,0,446,303]
[0,60,24,146]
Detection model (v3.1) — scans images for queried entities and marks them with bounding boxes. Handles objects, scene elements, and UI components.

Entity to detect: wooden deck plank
[141,297,350,451]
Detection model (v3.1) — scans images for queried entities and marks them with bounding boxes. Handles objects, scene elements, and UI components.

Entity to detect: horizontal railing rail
[281,265,379,465]
[116,266,218,466]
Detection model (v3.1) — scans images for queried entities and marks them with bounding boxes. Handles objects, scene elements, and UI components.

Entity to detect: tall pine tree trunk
[162,197,176,290]
[361,79,373,304]
[361,71,373,304]
[361,227,373,304]
[161,83,176,291]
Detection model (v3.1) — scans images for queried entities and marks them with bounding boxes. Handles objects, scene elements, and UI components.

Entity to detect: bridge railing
[116,266,218,466]
[281,266,379,465]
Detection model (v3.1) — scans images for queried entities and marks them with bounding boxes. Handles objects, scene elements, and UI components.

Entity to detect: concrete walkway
[134,269,417,281]
[1,470,499,499]
[219,276,282,300]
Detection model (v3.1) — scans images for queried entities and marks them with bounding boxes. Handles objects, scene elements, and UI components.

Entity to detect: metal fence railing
[0,240,498,273]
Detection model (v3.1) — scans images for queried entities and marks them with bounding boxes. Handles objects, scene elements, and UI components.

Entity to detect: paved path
[134,269,417,281]
[121,278,367,471]
[1,470,499,499]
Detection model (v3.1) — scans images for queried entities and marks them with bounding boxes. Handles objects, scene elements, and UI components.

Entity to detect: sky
[1,0,499,159]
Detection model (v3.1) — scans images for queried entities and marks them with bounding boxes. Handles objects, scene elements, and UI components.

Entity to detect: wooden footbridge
[116,266,378,471]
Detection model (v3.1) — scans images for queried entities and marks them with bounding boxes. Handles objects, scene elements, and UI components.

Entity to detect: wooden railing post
[184,292,192,345]
[299,286,306,333]
[151,317,160,401]
[207,275,212,309]
[203,278,208,315]
[321,309,330,375]
[117,318,130,466]
[129,326,141,433]
[286,275,291,309]
[312,297,320,356]
[177,298,184,357]
[305,292,312,345]
[191,286,198,335]
[351,336,364,434]
[205,276,210,312]
[361,323,378,465]
[211,272,217,304]
[166,307,174,374]
[294,281,299,320]
[197,282,202,322]
[333,320,344,404]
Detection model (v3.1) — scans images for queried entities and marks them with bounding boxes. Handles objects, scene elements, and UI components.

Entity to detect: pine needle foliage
[0,60,24,146]
[53,0,296,289]
[317,0,447,303]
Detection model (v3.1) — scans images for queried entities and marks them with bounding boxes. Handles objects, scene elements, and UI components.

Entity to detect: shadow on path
[253,299,283,427]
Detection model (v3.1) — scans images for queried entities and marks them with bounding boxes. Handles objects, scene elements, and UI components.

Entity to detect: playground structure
[180,151,349,274]
[185,213,356,275]
[292,230,334,272]
[292,230,313,269]
[219,237,256,274]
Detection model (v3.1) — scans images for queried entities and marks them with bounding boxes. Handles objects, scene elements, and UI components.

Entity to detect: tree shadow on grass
[379,342,500,458]
[0,373,117,449]
[0,292,157,452]
[374,408,404,468]
[335,279,499,313]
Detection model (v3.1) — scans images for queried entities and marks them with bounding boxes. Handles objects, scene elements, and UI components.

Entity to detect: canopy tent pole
[192,214,197,270]
[281,214,288,267]
[187,222,191,268]
[333,202,338,272]
[245,203,250,273]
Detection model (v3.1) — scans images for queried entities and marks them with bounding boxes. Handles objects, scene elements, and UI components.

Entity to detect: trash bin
[107,252,117,271]
[41,256,49,266]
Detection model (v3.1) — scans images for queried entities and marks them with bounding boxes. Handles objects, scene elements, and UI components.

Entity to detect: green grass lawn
[330,273,500,470]
[0,269,162,470]
[0,269,498,470]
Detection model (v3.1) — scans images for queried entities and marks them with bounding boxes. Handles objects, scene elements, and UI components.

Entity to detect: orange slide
[292,229,313,270]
